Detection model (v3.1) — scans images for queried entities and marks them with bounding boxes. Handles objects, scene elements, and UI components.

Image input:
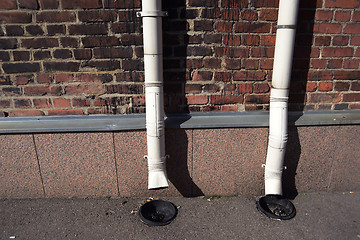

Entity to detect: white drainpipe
[138,0,169,189]
[264,0,299,195]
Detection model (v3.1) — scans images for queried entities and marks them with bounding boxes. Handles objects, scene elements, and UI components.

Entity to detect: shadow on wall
[283,0,317,199]
[162,1,203,197]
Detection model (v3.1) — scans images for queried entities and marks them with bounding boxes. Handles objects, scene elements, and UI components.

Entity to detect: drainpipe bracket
[275,25,296,29]
[262,164,287,170]
[137,11,168,17]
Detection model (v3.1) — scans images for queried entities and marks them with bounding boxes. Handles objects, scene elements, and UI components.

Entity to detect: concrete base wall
[1,125,359,198]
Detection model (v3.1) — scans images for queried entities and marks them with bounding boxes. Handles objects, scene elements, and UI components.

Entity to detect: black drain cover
[256,195,296,220]
[139,199,178,226]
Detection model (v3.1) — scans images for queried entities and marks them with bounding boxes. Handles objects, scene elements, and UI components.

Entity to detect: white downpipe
[264,0,299,195]
[140,0,169,189]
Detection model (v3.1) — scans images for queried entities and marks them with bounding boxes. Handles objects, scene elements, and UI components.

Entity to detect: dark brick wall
[0,0,359,117]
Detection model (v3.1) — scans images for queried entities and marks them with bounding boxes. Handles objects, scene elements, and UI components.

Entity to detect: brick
[245,94,270,104]
[103,0,141,9]
[0,0,17,9]
[69,24,108,35]
[333,36,349,46]
[351,82,360,91]
[334,10,351,21]
[214,72,231,82]
[223,35,241,46]
[233,71,266,81]
[325,0,360,8]
[201,8,221,19]
[0,39,17,49]
[15,75,33,85]
[44,62,80,72]
[0,99,10,108]
[54,73,74,83]
[236,84,253,93]
[48,109,84,115]
[333,70,360,80]
[334,82,350,91]
[204,58,222,69]
[191,71,213,81]
[33,98,51,108]
[186,95,208,105]
[353,10,360,21]
[121,34,142,46]
[307,71,332,81]
[259,9,277,21]
[34,51,51,60]
[76,73,112,83]
[241,9,258,21]
[3,63,40,73]
[253,83,270,93]
[116,72,144,82]
[105,84,142,94]
[350,103,360,109]
[53,49,72,59]
[72,98,90,107]
[186,46,213,56]
[83,60,121,71]
[65,84,106,95]
[185,84,202,94]
[327,59,343,69]
[318,82,333,91]
[252,0,278,7]
[221,9,240,20]
[93,47,132,59]
[181,9,199,19]
[19,0,39,9]
[260,59,273,70]
[47,25,66,35]
[61,37,79,48]
[6,25,24,36]
[13,51,30,61]
[309,93,341,103]
[14,99,32,108]
[350,36,360,46]
[39,0,58,9]
[315,10,333,21]
[243,59,259,70]
[189,0,217,7]
[2,87,21,96]
[221,0,247,8]
[306,82,318,92]
[313,23,342,34]
[52,98,71,107]
[204,84,221,93]
[194,20,213,31]
[225,59,241,70]
[82,36,119,47]
[321,47,353,57]
[234,22,271,33]
[26,25,44,35]
[36,11,75,23]
[74,49,92,60]
[343,24,360,34]
[343,93,360,102]
[78,10,117,22]
[21,38,59,49]
[24,86,62,96]
[314,36,331,46]
[210,95,243,105]
[221,105,238,111]
[9,110,44,117]
[241,35,259,46]
[344,59,360,69]
[215,22,233,33]
[0,12,32,23]
[204,34,222,44]
[251,47,274,58]
[310,59,327,69]
[37,74,52,84]
[0,51,10,61]
[61,0,102,9]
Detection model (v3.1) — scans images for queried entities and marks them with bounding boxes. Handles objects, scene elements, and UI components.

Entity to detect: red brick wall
[0,0,359,117]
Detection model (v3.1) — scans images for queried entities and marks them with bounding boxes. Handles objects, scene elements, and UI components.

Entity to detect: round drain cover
[256,195,296,220]
[139,199,178,226]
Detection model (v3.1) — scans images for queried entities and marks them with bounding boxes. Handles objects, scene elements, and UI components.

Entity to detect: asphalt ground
[1,191,359,240]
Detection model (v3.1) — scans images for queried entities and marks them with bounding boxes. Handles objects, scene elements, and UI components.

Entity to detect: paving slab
[1,191,359,240]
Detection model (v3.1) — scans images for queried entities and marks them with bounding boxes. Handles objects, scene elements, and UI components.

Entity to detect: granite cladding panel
[34,133,118,197]
[114,129,194,197]
[0,134,44,198]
